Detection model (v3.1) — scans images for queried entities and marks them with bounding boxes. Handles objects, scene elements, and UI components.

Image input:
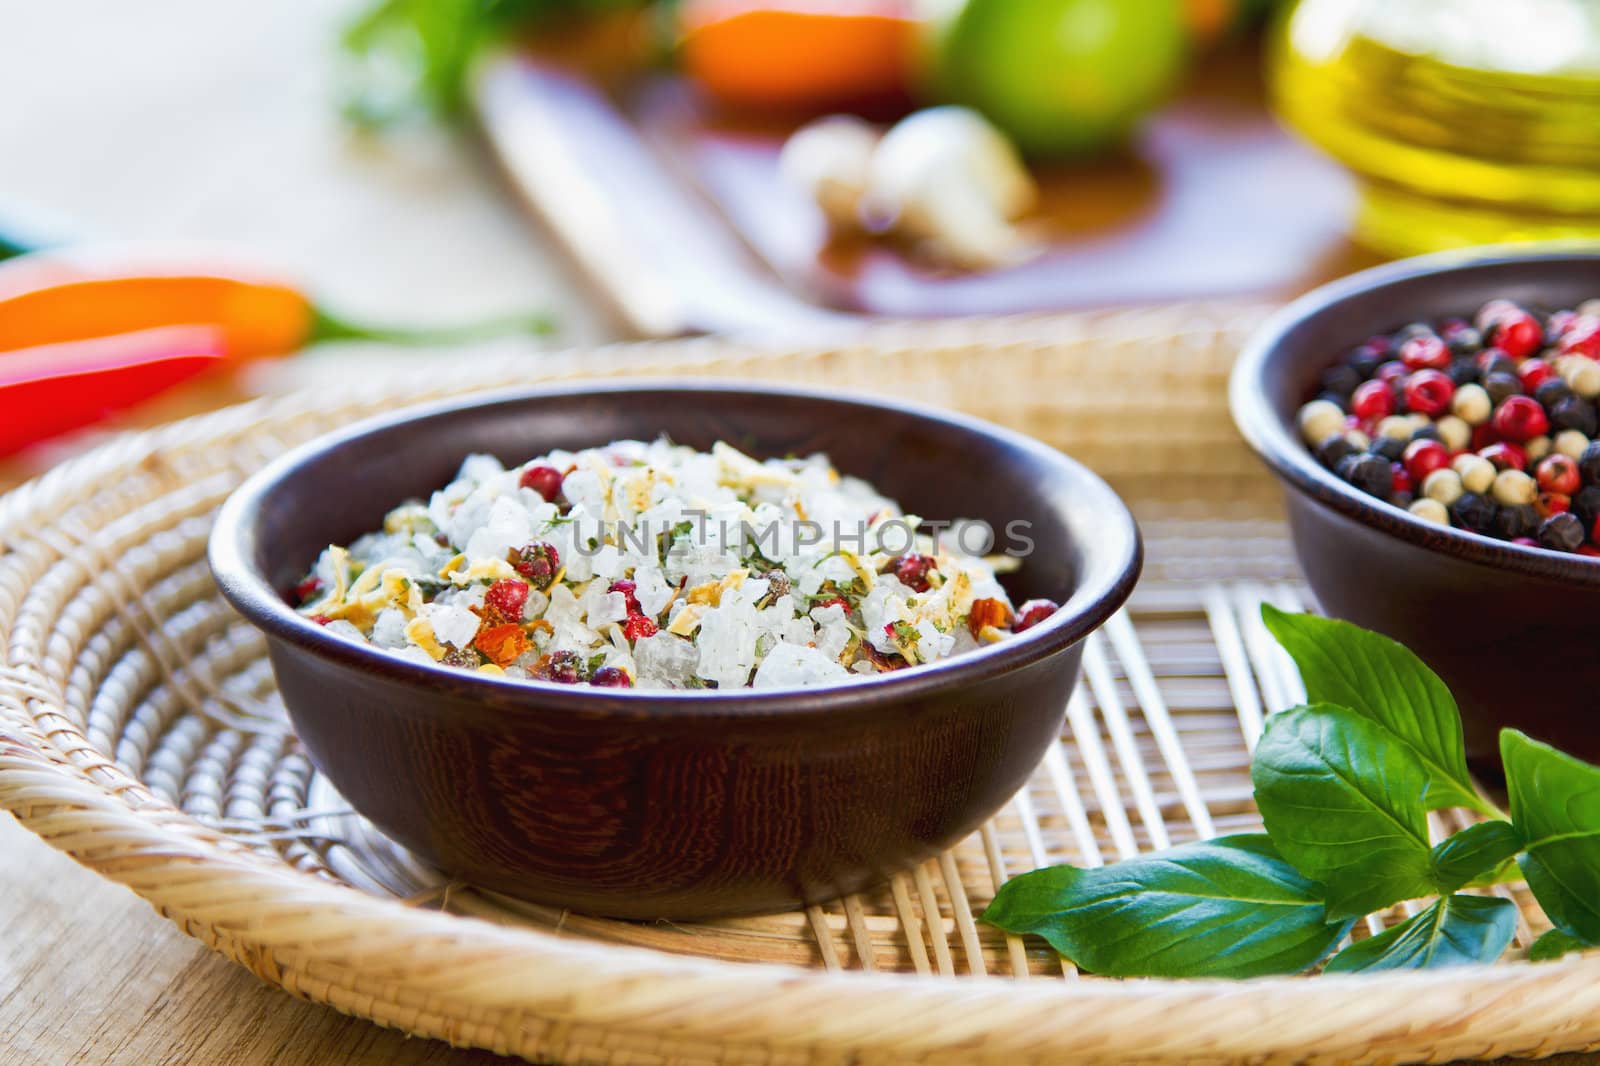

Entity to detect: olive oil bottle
[1269,0,1600,256]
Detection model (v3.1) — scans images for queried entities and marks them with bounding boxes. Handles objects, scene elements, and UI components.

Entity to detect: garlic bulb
[859,106,1039,270]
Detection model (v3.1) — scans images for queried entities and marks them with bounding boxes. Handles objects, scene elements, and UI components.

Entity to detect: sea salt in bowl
[210,382,1141,919]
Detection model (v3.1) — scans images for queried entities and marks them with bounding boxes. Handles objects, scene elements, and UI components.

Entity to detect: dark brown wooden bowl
[209,382,1141,919]
[1231,245,1600,778]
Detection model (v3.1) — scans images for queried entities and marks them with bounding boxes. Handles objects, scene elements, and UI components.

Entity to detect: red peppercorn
[537,650,584,684]
[1519,358,1556,392]
[1512,537,1539,547]
[1402,370,1455,417]
[1479,441,1528,472]
[1362,335,1394,357]
[1580,545,1600,558]
[1491,395,1550,442]
[1403,439,1450,483]
[1399,335,1450,371]
[892,552,935,592]
[1013,599,1060,633]
[293,576,322,602]
[590,666,633,688]
[622,614,657,641]
[1351,379,1395,421]
[510,541,560,587]
[518,464,566,501]
[1561,316,1600,360]
[1537,491,1572,518]
[1491,309,1544,359]
[608,578,642,614]
[1476,299,1517,332]
[1470,423,1502,451]
[484,578,530,620]
[1537,453,1582,496]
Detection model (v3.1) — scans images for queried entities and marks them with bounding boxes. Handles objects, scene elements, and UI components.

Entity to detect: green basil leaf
[1503,729,1600,943]
[980,835,1351,979]
[1252,705,1436,919]
[1323,894,1517,973]
[1528,928,1591,962]
[1260,605,1488,813]
[1429,820,1523,892]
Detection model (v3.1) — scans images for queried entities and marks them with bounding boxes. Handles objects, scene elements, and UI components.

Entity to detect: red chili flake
[293,576,322,602]
[967,597,1013,639]
[474,623,530,667]
[484,578,530,621]
[811,596,849,614]
[622,614,658,641]
[311,614,333,626]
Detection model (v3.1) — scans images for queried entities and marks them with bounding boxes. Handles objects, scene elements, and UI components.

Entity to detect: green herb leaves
[1322,895,1518,973]
[981,836,1350,979]
[1503,730,1600,944]
[1429,821,1523,892]
[1260,606,1489,814]
[981,605,1600,979]
[1252,705,1435,919]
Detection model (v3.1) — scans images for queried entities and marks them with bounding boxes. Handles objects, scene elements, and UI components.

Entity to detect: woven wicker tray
[3,305,1599,1066]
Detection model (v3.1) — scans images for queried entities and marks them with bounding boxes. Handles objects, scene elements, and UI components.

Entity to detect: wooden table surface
[0,3,1594,1065]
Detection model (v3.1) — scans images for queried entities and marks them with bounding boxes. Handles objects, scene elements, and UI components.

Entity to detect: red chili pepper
[0,325,226,456]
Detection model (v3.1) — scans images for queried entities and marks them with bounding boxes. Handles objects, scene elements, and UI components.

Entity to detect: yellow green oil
[1269,0,1600,256]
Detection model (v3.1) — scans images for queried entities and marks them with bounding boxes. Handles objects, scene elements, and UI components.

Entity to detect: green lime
[926,0,1188,158]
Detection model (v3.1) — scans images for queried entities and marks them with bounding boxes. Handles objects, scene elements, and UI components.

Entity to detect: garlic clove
[777,115,883,233]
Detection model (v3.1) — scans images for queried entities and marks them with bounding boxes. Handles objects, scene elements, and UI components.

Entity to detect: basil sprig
[982,605,1600,978]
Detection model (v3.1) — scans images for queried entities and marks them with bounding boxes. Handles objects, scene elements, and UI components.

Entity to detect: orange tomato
[679,0,919,113]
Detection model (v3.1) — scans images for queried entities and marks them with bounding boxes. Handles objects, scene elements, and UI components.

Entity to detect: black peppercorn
[1447,328,1482,355]
[1338,453,1392,498]
[1579,444,1600,486]
[1369,436,1406,462]
[1480,353,1518,380]
[1538,512,1586,552]
[1536,377,1575,407]
[1316,390,1349,410]
[1320,364,1362,398]
[1348,348,1384,379]
[1551,396,1598,437]
[1451,492,1499,533]
[1485,372,1523,406]
[1315,434,1358,468]
[1494,504,1539,541]
[1410,425,1443,444]
[1397,322,1434,342]
[1571,484,1600,531]
[1448,357,1480,386]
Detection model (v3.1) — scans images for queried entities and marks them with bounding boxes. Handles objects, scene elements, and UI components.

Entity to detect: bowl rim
[209,378,1143,713]
[1230,241,1600,587]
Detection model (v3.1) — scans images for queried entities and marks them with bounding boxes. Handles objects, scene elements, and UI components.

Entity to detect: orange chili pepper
[0,258,554,362]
